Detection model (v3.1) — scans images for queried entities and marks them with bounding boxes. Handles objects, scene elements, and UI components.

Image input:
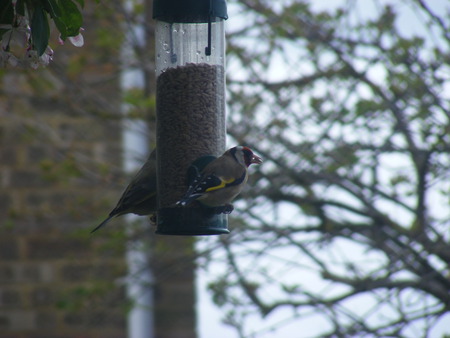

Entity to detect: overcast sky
[196,1,450,337]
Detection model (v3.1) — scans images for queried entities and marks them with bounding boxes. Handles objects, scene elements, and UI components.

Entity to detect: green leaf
[53,15,67,39]
[60,0,83,37]
[53,0,83,40]
[31,4,50,56]
[42,0,62,18]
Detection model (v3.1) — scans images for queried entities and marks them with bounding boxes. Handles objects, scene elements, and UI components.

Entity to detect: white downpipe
[121,2,154,336]
[123,119,154,338]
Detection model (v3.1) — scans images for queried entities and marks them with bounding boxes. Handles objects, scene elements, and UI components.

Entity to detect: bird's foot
[223,204,234,214]
[213,204,234,214]
[149,213,157,225]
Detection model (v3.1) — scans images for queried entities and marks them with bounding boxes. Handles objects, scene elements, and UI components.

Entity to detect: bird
[176,146,262,213]
[91,149,157,233]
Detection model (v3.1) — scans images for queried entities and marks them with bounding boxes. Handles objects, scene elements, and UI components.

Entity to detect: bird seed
[156,63,226,207]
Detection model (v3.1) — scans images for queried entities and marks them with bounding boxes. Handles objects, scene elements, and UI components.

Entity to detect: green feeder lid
[153,0,228,23]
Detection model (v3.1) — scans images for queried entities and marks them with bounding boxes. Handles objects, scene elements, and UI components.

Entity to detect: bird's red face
[242,146,263,167]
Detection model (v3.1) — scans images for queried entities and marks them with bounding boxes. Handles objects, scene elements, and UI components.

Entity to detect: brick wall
[0,70,128,337]
[0,82,126,338]
[0,4,128,337]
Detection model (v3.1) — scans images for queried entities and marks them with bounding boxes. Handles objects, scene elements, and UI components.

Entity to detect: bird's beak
[251,154,263,164]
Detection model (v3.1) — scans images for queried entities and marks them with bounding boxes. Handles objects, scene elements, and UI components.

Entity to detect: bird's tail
[90,215,114,233]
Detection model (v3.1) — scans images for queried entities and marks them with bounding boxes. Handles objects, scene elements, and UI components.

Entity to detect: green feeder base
[156,206,229,236]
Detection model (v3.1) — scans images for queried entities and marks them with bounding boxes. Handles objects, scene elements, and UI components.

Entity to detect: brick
[0,289,21,307]
[0,314,10,329]
[25,192,48,208]
[62,310,126,330]
[57,122,78,143]
[26,238,91,260]
[30,287,55,307]
[10,170,47,188]
[26,334,69,338]
[60,264,91,282]
[0,239,19,260]
[28,97,68,116]
[0,334,28,338]
[62,121,104,142]
[86,335,126,338]
[86,311,127,329]
[35,311,57,329]
[0,147,19,166]
[85,312,106,328]
[38,263,55,283]
[0,123,21,144]
[26,145,50,163]
[20,265,40,281]
[0,264,54,284]
[27,335,69,338]
[59,261,124,282]
[0,193,12,216]
[0,168,11,188]
[63,312,84,327]
[0,311,35,330]
[92,264,123,280]
[0,265,15,283]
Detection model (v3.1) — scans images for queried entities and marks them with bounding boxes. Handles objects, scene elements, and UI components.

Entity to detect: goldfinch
[176,146,262,213]
[91,149,157,233]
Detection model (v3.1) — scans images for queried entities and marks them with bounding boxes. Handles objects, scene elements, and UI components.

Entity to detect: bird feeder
[153,0,229,235]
